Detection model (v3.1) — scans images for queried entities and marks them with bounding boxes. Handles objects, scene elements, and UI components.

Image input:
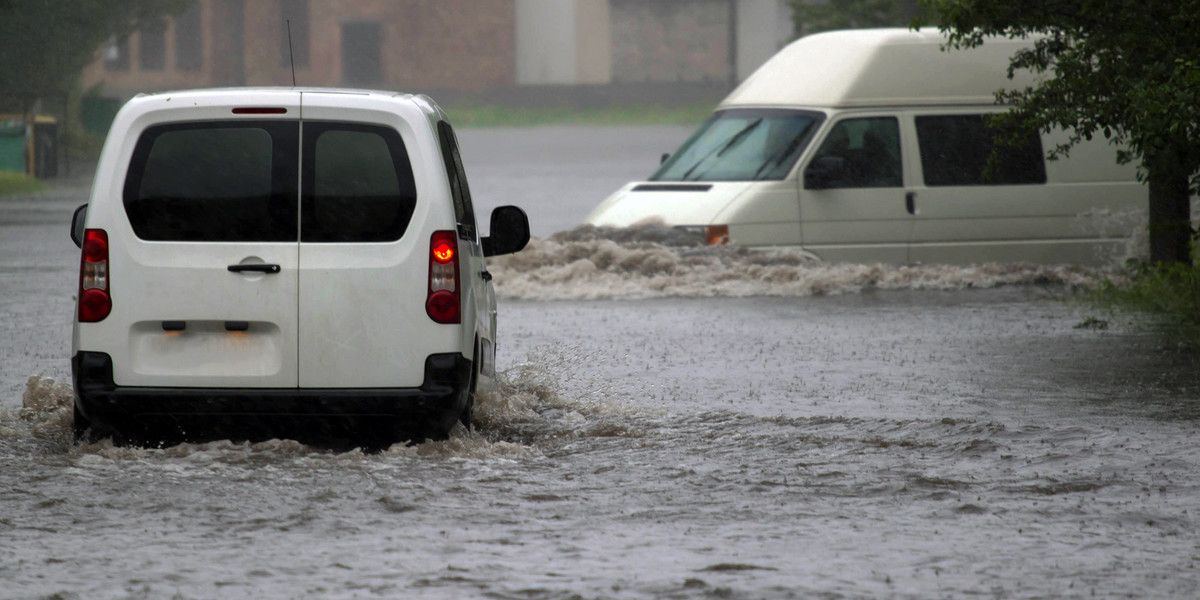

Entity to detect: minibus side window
[805,117,902,189]
[915,115,1046,186]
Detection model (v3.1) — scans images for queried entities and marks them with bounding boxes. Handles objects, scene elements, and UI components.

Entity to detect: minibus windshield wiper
[680,118,763,180]
[751,121,814,180]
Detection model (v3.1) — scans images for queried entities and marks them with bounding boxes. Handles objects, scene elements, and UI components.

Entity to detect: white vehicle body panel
[73,88,487,390]
[296,92,460,388]
[583,29,1148,265]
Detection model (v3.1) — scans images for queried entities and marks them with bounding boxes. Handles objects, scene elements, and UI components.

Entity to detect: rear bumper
[72,351,471,447]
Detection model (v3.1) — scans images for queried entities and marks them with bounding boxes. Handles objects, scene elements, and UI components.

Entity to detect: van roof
[720,28,1038,110]
[125,87,442,118]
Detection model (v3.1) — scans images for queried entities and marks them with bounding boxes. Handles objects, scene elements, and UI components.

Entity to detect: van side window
[436,121,477,240]
[123,121,299,242]
[301,122,417,243]
[915,115,1047,186]
[806,117,902,189]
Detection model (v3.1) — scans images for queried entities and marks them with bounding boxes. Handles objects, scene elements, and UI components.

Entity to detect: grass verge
[1087,258,1200,347]
[0,171,45,196]
[441,102,714,128]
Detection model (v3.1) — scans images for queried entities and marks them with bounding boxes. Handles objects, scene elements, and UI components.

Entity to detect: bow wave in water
[487,223,1121,301]
[0,362,646,462]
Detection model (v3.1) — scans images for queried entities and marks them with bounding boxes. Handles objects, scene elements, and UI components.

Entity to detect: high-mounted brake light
[426,231,461,323]
[78,229,111,322]
[232,107,288,114]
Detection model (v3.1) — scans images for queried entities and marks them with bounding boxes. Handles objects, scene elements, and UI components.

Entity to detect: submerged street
[2,126,1199,599]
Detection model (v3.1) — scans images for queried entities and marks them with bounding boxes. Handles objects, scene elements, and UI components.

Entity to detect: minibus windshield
[652,109,823,182]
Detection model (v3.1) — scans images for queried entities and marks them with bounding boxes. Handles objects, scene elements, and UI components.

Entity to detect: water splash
[488,223,1116,301]
[4,358,641,461]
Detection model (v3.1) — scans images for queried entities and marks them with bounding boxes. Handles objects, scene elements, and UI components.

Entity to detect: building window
[175,4,203,70]
[341,21,381,87]
[139,18,167,70]
[280,0,310,67]
[103,36,130,71]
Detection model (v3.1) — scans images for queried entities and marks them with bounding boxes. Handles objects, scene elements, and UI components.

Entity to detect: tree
[0,0,192,109]
[791,0,924,36]
[920,0,1200,264]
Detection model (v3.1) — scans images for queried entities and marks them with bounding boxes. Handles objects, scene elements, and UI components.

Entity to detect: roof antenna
[286,19,297,87]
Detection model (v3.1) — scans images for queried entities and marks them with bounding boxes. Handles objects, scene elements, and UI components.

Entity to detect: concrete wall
[516,0,610,85]
[734,0,795,81]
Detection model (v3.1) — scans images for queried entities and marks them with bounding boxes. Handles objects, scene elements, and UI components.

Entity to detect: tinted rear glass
[301,122,417,243]
[123,121,299,241]
[915,115,1047,186]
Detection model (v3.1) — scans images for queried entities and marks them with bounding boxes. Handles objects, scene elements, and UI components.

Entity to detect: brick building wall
[609,0,734,84]
[82,0,516,97]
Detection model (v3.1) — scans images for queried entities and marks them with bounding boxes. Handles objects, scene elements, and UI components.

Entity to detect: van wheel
[459,342,479,431]
[72,403,90,443]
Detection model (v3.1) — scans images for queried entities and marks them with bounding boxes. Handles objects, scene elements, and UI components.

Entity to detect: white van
[584,29,1146,265]
[69,88,529,449]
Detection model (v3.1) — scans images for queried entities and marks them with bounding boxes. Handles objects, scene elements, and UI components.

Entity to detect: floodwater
[3,126,1200,599]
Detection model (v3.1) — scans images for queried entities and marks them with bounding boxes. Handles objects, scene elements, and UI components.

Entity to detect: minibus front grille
[632,184,713,192]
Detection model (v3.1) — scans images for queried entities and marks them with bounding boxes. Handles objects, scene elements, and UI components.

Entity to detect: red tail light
[78,229,111,322]
[426,231,460,323]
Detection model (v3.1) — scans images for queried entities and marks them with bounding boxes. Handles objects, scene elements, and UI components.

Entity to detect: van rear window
[915,115,1047,186]
[301,122,417,243]
[123,121,299,242]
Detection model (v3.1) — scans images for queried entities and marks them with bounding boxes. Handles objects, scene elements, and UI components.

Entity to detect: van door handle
[228,264,281,274]
[905,192,916,215]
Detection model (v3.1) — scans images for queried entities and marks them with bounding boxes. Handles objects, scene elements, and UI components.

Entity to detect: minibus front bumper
[71,351,472,449]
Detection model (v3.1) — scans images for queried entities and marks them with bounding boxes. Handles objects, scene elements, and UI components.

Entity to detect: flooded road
[3,126,1200,599]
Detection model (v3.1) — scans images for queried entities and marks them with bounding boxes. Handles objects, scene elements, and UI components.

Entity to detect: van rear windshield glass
[301,122,417,243]
[652,109,823,182]
[124,121,299,242]
[915,115,1047,186]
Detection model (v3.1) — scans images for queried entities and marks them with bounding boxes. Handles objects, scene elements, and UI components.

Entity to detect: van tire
[459,340,479,431]
[72,403,90,443]
[72,404,120,445]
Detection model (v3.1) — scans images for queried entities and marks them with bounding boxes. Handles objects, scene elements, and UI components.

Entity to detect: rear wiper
[751,122,814,180]
[681,118,763,181]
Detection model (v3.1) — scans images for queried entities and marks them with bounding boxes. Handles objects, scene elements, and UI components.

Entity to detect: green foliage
[921,0,1200,264]
[791,0,924,35]
[0,0,192,107]
[1091,256,1200,343]
[0,171,46,196]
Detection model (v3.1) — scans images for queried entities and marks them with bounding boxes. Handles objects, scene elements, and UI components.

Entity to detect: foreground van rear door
[296,93,429,388]
[799,115,911,263]
[117,118,301,388]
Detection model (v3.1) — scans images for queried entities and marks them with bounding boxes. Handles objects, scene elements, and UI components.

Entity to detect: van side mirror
[804,156,845,190]
[482,205,530,257]
[70,204,87,248]
[660,153,670,164]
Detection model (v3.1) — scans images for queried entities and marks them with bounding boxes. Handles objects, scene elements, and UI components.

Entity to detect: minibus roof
[720,28,1038,109]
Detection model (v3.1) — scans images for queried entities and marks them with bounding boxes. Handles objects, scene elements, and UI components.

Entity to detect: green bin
[0,121,24,175]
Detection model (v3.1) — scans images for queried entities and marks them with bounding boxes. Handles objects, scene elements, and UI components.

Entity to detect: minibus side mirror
[70,204,87,248]
[482,205,530,257]
[661,153,670,164]
[804,156,845,190]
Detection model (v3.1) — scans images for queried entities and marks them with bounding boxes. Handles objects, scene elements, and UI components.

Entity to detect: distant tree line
[0,0,191,112]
